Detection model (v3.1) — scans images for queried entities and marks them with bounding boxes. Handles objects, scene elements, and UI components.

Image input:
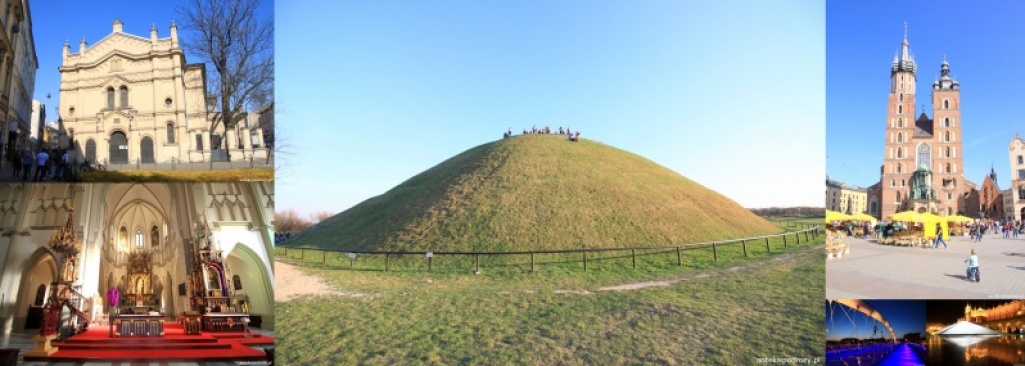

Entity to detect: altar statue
[107,286,120,314]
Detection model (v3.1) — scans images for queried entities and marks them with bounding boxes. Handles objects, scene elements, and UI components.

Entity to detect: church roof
[914,113,933,137]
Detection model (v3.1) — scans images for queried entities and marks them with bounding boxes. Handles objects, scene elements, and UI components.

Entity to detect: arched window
[899,94,903,101]
[1019,186,1025,200]
[107,87,115,109]
[944,117,950,127]
[1018,155,1023,165]
[119,86,129,108]
[898,105,903,114]
[917,143,931,169]
[896,164,902,174]
[901,179,906,187]
[870,201,877,213]
[166,123,175,143]
[34,284,46,306]
[891,179,896,187]
[897,148,903,159]
[944,131,951,142]
[196,134,204,151]
[897,118,904,128]
[944,99,950,109]
[897,133,903,143]
[119,227,128,251]
[135,230,144,248]
[151,226,160,247]
[67,128,74,147]
[946,163,952,173]
[945,147,951,158]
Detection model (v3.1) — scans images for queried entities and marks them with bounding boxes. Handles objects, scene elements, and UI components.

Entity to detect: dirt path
[593,244,823,292]
[275,260,363,301]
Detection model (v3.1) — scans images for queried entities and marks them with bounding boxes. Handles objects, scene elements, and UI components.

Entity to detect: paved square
[827,232,1025,299]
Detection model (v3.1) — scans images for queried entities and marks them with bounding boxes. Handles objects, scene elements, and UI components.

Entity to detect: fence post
[350,256,354,267]
[530,252,535,272]
[385,253,390,271]
[804,231,809,242]
[583,251,587,271]
[742,240,748,257]
[428,256,432,272]
[712,243,718,261]
[765,237,770,253]
[301,249,305,261]
[323,251,326,264]
[783,234,787,248]
[796,232,801,245]
[476,254,480,273]
[676,246,682,266]
[631,249,636,269]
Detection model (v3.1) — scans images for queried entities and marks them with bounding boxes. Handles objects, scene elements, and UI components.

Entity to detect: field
[275,220,825,365]
[80,168,273,182]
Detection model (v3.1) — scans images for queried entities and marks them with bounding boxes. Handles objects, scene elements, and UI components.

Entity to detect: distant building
[1009,134,1025,221]
[1002,188,1014,221]
[0,0,38,158]
[966,168,1003,219]
[826,176,868,214]
[29,99,43,148]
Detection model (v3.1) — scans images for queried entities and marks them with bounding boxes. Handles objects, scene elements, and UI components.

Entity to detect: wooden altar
[110,314,164,337]
[202,313,250,332]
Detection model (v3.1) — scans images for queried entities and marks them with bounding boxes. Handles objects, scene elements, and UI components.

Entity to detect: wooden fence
[276,225,821,273]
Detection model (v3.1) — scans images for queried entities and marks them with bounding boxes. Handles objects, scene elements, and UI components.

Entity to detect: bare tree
[176,0,273,161]
[309,211,335,224]
[275,209,312,233]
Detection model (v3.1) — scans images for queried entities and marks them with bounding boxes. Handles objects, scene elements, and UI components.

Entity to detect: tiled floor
[1,328,275,366]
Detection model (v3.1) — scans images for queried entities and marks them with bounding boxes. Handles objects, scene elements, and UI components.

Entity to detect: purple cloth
[107,287,119,307]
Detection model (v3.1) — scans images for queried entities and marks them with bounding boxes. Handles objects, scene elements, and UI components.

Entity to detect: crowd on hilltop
[274,232,295,244]
[7,147,72,182]
[503,125,581,141]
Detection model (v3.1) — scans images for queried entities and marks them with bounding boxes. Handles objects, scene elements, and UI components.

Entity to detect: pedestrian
[33,149,48,182]
[933,224,947,249]
[20,149,32,182]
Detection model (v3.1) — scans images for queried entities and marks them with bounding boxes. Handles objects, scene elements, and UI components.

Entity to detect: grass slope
[276,239,826,365]
[287,135,779,251]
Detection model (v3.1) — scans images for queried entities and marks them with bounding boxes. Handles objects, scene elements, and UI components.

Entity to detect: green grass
[275,231,825,365]
[286,135,781,251]
[81,168,273,182]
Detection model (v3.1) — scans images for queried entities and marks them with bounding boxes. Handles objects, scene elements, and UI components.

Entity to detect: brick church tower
[876,25,971,219]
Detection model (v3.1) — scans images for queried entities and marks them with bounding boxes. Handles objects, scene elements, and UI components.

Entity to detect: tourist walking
[20,149,32,182]
[933,225,947,249]
[33,149,48,182]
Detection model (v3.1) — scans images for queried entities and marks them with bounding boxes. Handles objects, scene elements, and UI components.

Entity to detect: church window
[897,148,903,159]
[948,193,952,200]
[944,117,950,128]
[896,164,902,174]
[897,118,903,128]
[119,86,129,108]
[897,133,903,143]
[898,105,903,114]
[891,179,895,187]
[944,131,951,142]
[1020,187,1025,200]
[945,147,951,158]
[899,94,903,101]
[106,88,115,109]
[196,134,204,151]
[917,143,931,168]
[1018,155,1023,165]
[901,179,905,187]
[165,97,173,107]
[944,99,950,109]
[151,226,160,247]
[946,163,952,173]
[166,123,175,143]
[135,230,144,248]
[870,202,877,213]
[1019,169,1024,179]
[34,284,46,306]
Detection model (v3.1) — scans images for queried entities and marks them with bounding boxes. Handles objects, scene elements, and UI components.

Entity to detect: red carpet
[23,323,273,362]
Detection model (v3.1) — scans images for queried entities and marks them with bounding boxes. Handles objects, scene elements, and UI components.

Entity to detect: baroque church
[867,26,975,219]
[57,20,269,165]
[0,183,274,360]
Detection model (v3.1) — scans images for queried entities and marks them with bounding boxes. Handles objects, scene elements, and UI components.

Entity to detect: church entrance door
[140,137,155,163]
[109,132,128,164]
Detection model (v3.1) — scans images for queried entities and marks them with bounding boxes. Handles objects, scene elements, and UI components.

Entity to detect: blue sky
[276,1,824,216]
[826,300,925,340]
[28,1,272,117]
[826,1,1025,190]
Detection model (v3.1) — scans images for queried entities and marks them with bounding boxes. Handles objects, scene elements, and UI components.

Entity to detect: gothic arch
[13,247,58,331]
[226,243,273,330]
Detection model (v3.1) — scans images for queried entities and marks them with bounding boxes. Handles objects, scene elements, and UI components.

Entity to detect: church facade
[868,28,974,219]
[57,20,268,165]
[0,182,275,335]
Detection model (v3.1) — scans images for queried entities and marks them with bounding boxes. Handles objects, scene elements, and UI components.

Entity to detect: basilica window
[891,179,895,187]
[944,132,951,142]
[897,105,903,114]
[944,117,950,128]
[945,147,951,158]
[119,86,129,108]
[151,226,160,247]
[896,164,902,174]
[1019,187,1025,200]
[917,143,931,169]
[944,99,950,109]
[135,230,144,248]
[946,163,952,173]
[897,133,903,143]
[897,148,903,159]
[196,134,204,151]
[1019,169,1025,179]
[899,94,903,101]
[1018,155,1023,165]
[897,118,903,128]
[166,123,175,143]
[106,87,115,109]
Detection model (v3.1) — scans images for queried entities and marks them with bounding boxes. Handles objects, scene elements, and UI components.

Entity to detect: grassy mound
[286,135,779,251]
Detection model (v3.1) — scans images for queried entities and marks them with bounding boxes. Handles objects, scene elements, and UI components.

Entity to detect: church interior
[0,182,274,363]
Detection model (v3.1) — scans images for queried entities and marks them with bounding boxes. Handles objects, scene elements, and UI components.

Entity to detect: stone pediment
[99,109,135,120]
[65,32,176,68]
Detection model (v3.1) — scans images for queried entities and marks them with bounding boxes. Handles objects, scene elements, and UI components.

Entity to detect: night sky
[827,300,927,340]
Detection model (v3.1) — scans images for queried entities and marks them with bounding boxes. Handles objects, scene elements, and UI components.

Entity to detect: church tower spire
[881,23,920,219]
